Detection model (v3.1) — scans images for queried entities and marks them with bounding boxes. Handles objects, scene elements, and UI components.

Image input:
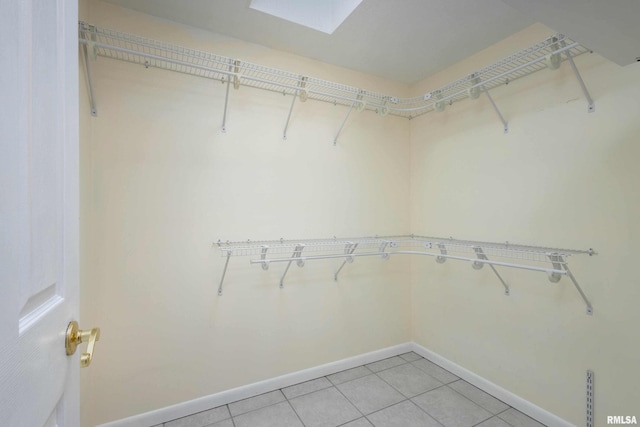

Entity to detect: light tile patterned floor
[157,352,547,427]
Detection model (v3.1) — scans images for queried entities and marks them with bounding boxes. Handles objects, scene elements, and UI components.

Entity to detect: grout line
[284,399,308,427]
[450,379,512,413]
[280,376,333,401]
[230,400,300,426]
[496,407,511,415]
[470,414,500,427]
[413,382,449,395]
[364,357,410,374]
[409,360,461,385]
[331,380,366,419]
[361,397,411,418]
[335,418,369,427]
[398,351,424,362]
[372,368,420,399]
[226,390,287,419]
[327,365,375,386]
[369,398,446,427]
[495,407,519,427]
[362,397,414,419]
[335,367,441,421]
[282,376,367,426]
[409,382,451,422]
[224,404,236,427]
[333,385,366,418]
[409,377,502,425]
[441,383,497,418]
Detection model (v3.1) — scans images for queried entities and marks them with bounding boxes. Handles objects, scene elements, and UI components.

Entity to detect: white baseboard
[411,343,574,427]
[98,341,572,427]
[97,343,413,427]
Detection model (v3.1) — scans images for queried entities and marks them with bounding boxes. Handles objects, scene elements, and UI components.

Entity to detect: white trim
[97,343,413,427]
[98,341,572,427]
[411,342,574,427]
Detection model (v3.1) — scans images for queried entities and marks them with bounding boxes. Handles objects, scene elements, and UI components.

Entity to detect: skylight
[249,0,363,34]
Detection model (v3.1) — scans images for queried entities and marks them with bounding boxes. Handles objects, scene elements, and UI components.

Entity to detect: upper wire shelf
[78,22,591,120]
[216,235,592,262]
[215,235,596,315]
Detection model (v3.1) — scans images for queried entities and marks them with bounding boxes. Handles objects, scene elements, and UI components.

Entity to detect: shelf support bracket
[334,91,364,145]
[280,244,305,288]
[436,243,447,263]
[81,39,98,117]
[548,253,593,315]
[564,262,594,316]
[564,265,593,316]
[260,245,269,270]
[472,247,510,295]
[283,76,307,140]
[334,103,355,146]
[546,252,565,283]
[283,94,297,140]
[298,76,308,102]
[221,60,236,133]
[482,86,508,134]
[334,242,358,282]
[560,40,595,113]
[217,251,232,296]
[379,241,390,260]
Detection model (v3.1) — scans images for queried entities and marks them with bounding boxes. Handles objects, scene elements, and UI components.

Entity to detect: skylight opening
[249,0,363,34]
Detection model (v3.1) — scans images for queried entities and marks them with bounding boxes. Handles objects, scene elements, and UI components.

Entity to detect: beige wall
[80,2,640,426]
[80,2,411,426]
[409,24,640,426]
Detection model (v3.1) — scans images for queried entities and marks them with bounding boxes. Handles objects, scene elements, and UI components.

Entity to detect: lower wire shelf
[215,235,596,315]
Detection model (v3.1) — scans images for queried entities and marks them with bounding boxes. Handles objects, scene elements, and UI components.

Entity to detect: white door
[1,0,81,426]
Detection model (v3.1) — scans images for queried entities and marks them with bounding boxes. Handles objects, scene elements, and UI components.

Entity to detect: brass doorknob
[65,321,101,368]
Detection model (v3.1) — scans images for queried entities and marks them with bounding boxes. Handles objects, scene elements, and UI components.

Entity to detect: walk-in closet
[77,1,640,426]
[2,1,639,427]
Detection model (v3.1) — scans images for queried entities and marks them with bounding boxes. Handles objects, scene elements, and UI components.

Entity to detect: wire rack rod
[249,250,568,275]
[215,234,595,314]
[79,22,591,120]
[216,235,594,259]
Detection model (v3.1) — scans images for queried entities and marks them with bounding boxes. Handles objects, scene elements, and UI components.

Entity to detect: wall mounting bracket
[283,77,308,140]
[260,245,269,270]
[473,247,510,295]
[586,370,594,427]
[334,92,364,145]
[283,93,297,140]
[217,251,231,296]
[561,40,595,113]
[482,86,508,134]
[436,243,447,264]
[334,242,359,281]
[221,59,237,133]
[280,244,305,288]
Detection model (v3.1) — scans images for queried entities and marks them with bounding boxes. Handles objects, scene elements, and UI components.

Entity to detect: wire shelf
[216,235,593,262]
[79,22,590,120]
[216,235,411,257]
[214,234,595,314]
[403,34,591,119]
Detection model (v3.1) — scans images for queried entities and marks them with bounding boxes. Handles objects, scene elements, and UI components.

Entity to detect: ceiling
[99,0,640,84]
[99,0,535,84]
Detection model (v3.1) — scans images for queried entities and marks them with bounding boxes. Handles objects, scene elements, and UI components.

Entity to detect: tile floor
[157,352,547,427]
